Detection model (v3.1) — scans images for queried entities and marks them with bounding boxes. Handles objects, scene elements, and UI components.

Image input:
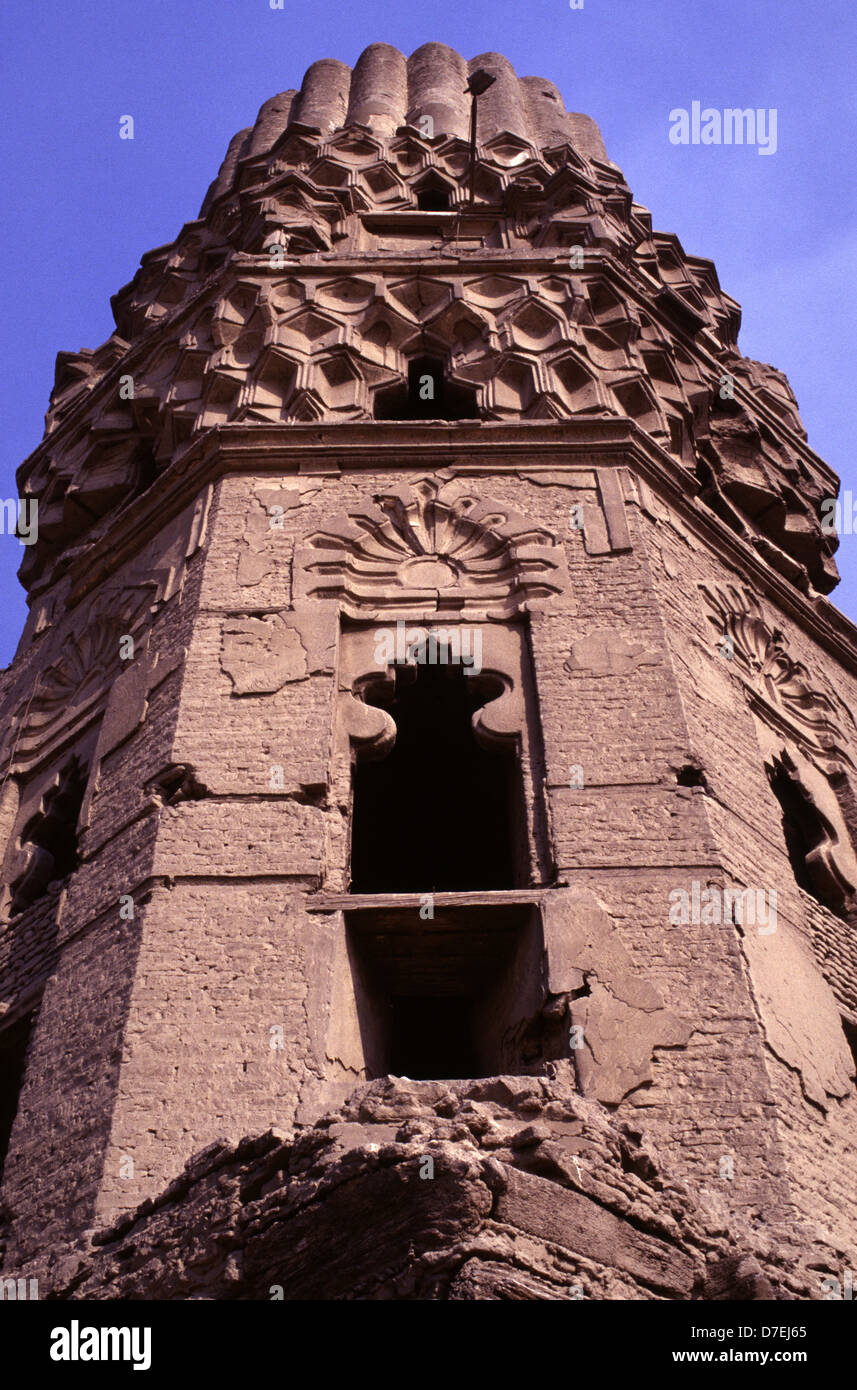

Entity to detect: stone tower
[1,43,856,1301]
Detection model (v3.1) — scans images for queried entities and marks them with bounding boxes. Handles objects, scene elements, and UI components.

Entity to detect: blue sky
[1,0,855,663]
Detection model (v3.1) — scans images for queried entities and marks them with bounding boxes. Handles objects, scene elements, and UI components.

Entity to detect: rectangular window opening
[346,902,547,1081]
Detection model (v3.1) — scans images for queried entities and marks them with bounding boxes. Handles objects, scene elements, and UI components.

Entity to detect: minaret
[1,43,855,1300]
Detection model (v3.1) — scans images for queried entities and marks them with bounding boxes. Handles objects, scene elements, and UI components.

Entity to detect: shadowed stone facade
[0,42,855,1301]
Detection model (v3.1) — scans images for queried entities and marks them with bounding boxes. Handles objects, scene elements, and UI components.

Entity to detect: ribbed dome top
[203,43,608,208]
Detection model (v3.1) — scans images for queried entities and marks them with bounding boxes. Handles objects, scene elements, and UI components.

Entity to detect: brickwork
[1,43,855,1298]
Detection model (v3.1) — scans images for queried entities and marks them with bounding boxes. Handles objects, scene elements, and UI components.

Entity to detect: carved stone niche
[701,582,856,778]
[303,475,566,894]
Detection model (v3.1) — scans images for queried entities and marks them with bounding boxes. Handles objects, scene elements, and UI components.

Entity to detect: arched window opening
[350,655,525,893]
[373,355,479,421]
[766,754,850,918]
[10,757,87,916]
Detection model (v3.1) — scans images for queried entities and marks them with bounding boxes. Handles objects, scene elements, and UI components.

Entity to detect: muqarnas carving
[698,378,838,594]
[22,42,837,610]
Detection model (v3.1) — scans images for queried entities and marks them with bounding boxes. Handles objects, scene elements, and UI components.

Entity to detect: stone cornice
[41,417,857,677]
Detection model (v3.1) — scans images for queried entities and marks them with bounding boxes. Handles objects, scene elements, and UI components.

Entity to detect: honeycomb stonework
[0,42,855,1301]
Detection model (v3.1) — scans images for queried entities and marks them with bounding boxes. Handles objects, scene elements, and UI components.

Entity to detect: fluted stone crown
[203,43,609,211]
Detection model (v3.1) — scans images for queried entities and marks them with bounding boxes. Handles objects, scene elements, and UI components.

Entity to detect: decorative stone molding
[6,584,158,772]
[3,493,212,779]
[296,476,566,618]
[338,692,397,761]
[328,618,550,892]
[701,582,855,773]
[337,620,528,758]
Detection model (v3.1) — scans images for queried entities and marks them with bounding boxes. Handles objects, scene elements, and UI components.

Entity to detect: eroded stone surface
[49,1077,825,1302]
[543,890,693,1104]
[221,616,308,694]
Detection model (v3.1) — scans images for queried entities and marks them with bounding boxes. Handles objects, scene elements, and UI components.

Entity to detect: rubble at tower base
[48,1077,839,1301]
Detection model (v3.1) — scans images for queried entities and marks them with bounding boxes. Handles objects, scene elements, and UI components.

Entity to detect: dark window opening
[676,764,707,788]
[0,1013,34,1183]
[842,1016,857,1080]
[668,417,684,457]
[374,355,479,421]
[416,182,452,212]
[767,755,848,917]
[10,758,87,916]
[350,657,523,893]
[391,996,479,1079]
[132,437,158,497]
[347,903,544,1080]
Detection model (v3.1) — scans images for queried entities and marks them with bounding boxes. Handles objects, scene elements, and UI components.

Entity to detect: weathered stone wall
[2,40,855,1302]
[0,524,207,1270]
[93,883,326,1228]
[540,490,793,1220]
[4,444,855,1291]
[48,1077,829,1302]
[68,455,795,1243]
[637,493,857,1262]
